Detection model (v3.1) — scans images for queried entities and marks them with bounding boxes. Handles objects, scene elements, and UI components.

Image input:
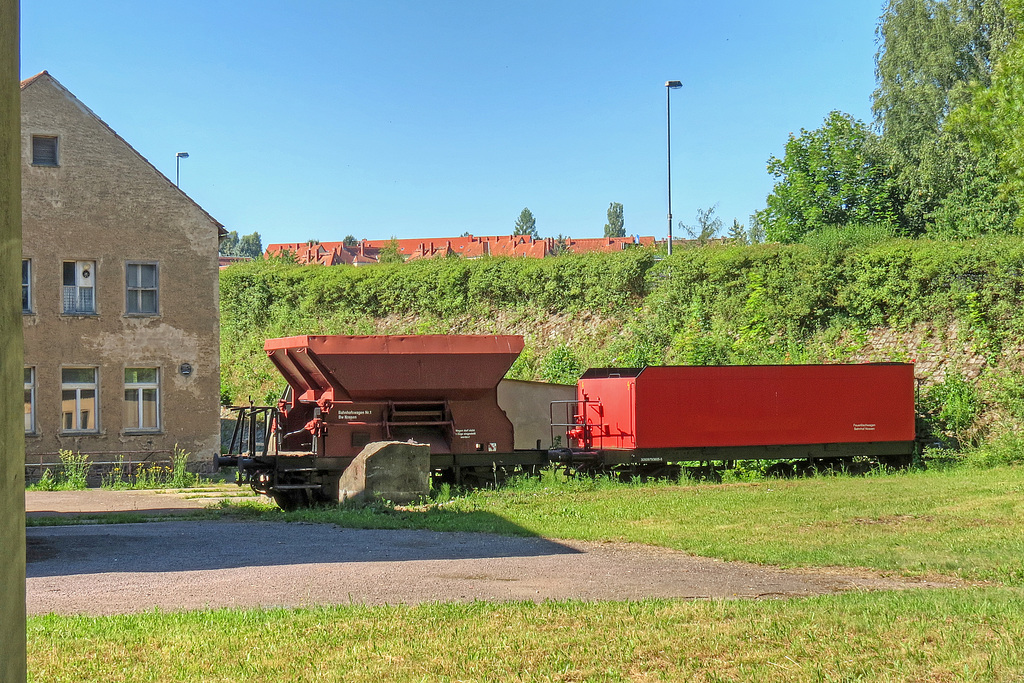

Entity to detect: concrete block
[338,441,430,505]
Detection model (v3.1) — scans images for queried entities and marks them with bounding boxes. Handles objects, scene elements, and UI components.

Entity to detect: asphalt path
[26,520,959,616]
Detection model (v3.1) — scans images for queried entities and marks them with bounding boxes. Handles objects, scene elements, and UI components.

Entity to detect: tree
[219,230,263,258]
[948,0,1024,232]
[549,234,570,256]
[604,202,625,237]
[727,219,747,244]
[236,232,263,259]
[755,112,897,243]
[218,231,238,256]
[679,205,723,245]
[514,207,538,238]
[873,0,1012,232]
[747,214,766,244]
[343,235,358,247]
[377,237,404,264]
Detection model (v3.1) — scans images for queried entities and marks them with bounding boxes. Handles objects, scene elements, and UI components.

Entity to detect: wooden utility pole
[0,0,27,680]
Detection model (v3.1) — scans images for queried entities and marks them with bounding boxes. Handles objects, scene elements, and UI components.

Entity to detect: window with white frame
[62,260,96,314]
[22,259,31,313]
[24,367,35,434]
[124,368,159,431]
[126,263,158,315]
[32,135,58,166]
[61,367,98,432]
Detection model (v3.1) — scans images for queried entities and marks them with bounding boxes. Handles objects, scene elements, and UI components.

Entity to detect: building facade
[20,72,223,470]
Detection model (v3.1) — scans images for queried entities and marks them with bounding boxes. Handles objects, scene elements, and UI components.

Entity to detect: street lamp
[175,151,189,187]
[665,80,682,256]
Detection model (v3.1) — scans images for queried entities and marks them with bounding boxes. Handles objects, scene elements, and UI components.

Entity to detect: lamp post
[665,80,682,256]
[175,151,189,187]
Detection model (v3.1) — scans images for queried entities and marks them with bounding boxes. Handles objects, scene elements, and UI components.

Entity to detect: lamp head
[176,152,190,159]
[666,80,682,89]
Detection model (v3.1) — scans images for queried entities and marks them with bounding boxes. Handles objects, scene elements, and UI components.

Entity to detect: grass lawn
[225,465,1024,585]
[28,465,1024,681]
[28,588,1024,682]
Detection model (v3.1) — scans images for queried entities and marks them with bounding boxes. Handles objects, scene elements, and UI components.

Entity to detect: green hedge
[220,238,1024,435]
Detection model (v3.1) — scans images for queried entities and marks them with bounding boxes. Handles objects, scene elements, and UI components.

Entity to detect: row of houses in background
[20,72,223,471]
[265,234,658,266]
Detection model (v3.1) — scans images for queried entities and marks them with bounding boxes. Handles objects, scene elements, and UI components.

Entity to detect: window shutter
[32,136,58,166]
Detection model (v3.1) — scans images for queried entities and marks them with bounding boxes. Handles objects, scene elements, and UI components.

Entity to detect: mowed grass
[28,589,1024,682]
[27,466,1024,681]
[226,465,1024,585]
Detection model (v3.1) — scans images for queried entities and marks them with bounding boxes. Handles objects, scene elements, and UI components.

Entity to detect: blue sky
[21,1,883,246]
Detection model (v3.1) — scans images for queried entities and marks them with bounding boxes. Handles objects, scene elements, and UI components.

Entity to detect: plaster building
[20,72,223,471]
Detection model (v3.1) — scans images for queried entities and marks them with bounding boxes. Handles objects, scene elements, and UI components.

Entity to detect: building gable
[20,71,224,244]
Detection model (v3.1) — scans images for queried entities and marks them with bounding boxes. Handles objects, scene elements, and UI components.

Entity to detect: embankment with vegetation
[221,232,1024,460]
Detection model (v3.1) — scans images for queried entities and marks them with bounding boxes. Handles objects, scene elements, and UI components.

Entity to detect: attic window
[32,135,58,166]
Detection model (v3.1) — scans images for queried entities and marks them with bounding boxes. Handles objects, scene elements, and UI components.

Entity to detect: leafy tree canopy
[604,202,625,238]
[874,0,1011,161]
[219,230,263,258]
[727,219,748,244]
[679,205,723,245]
[236,232,263,259]
[377,237,405,264]
[549,234,570,256]
[873,0,1013,233]
[219,231,238,256]
[949,0,1024,232]
[756,112,897,243]
[343,235,358,247]
[514,207,538,238]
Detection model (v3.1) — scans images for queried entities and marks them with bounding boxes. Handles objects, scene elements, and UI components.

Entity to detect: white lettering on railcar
[455,428,477,439]
[853,423,877,431]
[337,409,373,421]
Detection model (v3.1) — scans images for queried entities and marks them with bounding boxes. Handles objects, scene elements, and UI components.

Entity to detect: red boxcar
[567,364,916,462]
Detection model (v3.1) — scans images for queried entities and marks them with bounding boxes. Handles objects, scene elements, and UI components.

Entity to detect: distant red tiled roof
[266,242,380,266]
[266,234,657,265]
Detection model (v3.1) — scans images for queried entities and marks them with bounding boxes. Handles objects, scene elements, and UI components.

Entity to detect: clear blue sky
[21,1,883,246]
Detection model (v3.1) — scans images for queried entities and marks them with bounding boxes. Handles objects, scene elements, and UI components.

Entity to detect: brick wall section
[843,322,1022,385]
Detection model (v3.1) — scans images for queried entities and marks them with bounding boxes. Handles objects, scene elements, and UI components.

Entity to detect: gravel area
[26,520,959,616]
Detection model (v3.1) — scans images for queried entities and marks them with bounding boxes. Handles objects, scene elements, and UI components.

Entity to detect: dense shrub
[221,238,1024,444]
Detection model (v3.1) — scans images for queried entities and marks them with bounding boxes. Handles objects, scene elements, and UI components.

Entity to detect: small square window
[32,135,58,166]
